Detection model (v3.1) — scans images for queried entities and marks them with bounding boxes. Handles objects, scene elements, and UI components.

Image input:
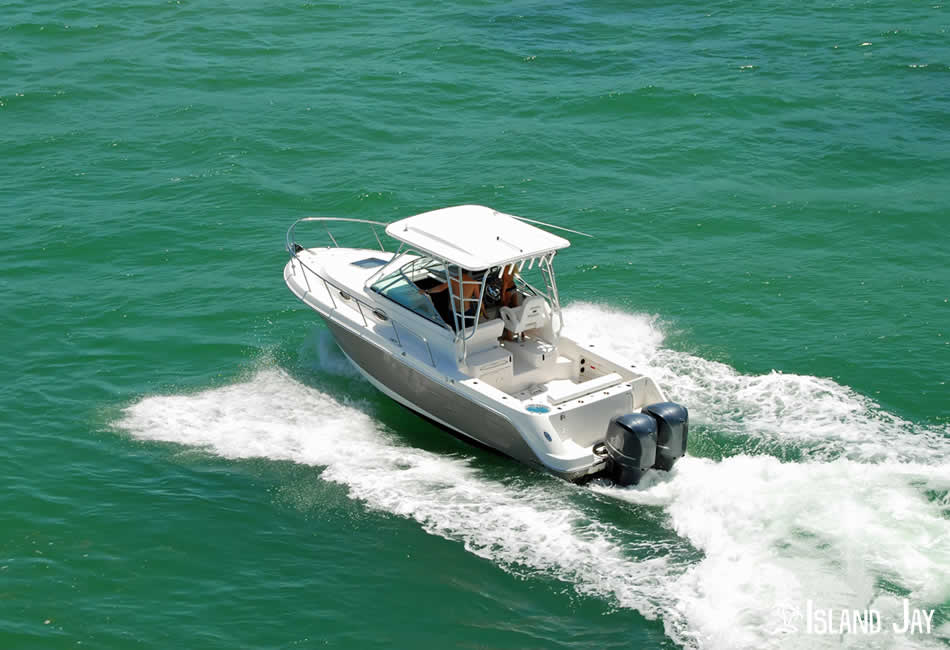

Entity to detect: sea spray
[562,302,950,464]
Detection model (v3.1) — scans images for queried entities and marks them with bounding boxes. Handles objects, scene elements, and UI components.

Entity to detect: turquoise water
[3,1,949,648]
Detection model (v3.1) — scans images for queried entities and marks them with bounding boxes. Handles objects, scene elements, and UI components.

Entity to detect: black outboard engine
[604,413,657,486]
[603,402,689,486]
[643,402,689,471]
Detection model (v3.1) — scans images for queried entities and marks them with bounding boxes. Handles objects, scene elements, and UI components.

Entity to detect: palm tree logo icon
[771,604,803,635]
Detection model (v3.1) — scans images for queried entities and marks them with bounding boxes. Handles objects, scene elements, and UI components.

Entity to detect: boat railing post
[451,264,461,336]
[474,272,488,332]
[371,225,384,252]
[445,261,461,337]
[325,225,339,247]
[286,222,297,255]
[459,274,481,339]
[300,259,312,292]
[421,334,436,368]
[541,253,563,339]
[355,298,368,327]
[390,319,403,347]
[322,277,337,309]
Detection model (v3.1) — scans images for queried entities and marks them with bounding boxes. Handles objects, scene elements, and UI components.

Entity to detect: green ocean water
[3,1,949,648]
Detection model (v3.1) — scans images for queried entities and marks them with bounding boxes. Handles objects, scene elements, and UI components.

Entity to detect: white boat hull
[282,222,686,485]
[322,317,555,472]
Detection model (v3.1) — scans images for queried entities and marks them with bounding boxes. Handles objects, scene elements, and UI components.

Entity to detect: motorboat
[283,205,687,485]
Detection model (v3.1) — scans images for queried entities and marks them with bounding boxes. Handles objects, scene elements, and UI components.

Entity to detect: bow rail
[285,217,437,368]
[286,216,389,255]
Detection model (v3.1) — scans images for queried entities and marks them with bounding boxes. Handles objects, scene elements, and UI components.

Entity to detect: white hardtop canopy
[385,205,571,271]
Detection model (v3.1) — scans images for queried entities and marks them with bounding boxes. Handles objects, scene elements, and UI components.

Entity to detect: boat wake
[562,302,950,464]
[115,303,949,649]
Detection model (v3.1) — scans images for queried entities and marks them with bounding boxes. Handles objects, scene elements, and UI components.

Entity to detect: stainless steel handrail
[287,228,438,369]
[286,216,389,255]
[539,253,564,339]
[393,320,436,368]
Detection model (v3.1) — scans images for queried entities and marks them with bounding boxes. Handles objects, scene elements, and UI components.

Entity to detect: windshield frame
[368,252,452,329]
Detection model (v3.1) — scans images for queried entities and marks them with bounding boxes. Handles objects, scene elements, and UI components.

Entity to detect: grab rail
[286,216,389,255]
[286,219,437,369]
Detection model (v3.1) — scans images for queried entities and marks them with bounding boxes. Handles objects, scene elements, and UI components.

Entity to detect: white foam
[561,302,950,463]
[116,367,691,641]
[595,456,950,649]
[565,302,950,648]
[115,303,950,649]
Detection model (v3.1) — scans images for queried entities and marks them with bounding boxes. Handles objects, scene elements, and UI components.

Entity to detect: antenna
[510,215,593,238]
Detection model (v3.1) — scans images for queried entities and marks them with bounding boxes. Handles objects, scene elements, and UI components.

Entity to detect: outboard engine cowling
[643,402,688,471]
[604,413,657,486]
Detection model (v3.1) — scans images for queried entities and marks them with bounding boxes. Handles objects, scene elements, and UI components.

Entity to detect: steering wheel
[484,273,504,305]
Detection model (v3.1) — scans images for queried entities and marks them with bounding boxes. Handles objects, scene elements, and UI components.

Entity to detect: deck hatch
[351,257,388,268]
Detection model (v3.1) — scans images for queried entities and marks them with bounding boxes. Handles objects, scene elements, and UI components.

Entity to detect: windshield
[369,255,448,326]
